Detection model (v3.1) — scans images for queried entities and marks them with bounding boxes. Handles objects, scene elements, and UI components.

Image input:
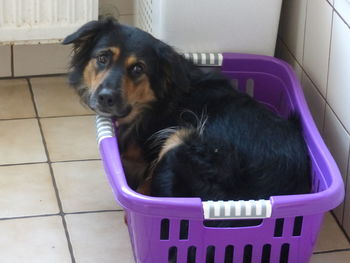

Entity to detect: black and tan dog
[63,17,311,203]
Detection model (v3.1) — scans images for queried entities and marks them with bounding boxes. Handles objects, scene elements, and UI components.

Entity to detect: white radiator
[0,0,99,44]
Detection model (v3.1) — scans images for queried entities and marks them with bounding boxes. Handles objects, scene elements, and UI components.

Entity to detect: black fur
[64,17,311,210]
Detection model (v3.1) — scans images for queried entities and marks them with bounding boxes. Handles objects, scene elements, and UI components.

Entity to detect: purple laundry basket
[95,53,344,263]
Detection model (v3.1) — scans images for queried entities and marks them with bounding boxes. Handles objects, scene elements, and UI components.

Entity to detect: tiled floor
[0,76,349,262]
[0,76,133,263]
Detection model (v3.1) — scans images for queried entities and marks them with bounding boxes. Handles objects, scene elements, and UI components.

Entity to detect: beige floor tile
[314,213,350,252]
[66,212,134,263]
[40,116,99,162]
[0,216,71,263]
[31,76,93,117]
[311,251,350,263]
[0,119,47,165]
[52,160,120,213]
[0,163,59,218]
[0,79,36,119]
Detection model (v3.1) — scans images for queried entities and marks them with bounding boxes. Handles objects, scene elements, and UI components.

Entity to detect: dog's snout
[98,89,116,107]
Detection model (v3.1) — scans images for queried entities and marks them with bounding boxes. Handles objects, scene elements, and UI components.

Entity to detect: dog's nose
[98,90,116,107]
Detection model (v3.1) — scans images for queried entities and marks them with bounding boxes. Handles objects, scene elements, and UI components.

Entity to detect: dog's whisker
[197,107,208,136]
[180,108,208,136]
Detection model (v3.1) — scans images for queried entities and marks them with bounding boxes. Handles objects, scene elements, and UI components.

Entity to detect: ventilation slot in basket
[224,245,234,263]
[161,219,170,240]
[293,216,303,236]
[262,244,271,263]
[206,246,215,263]
[274,218,284,237]
[187,246,197,263]
[180,220,189,240]
[246,79,254,97]
[231,79,239,90]
[279,243,290,263]
[243,245,253,263]
[168,246,178,263]
[204,219,263,228]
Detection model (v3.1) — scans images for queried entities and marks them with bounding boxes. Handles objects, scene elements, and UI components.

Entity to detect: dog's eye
[97,54,109,65]
[129,63,144,77]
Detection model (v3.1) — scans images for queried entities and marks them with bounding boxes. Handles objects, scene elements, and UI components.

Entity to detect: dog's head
[63,17,190,123]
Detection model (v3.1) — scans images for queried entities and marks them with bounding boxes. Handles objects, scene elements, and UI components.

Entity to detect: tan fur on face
[83,46,121,91]
[83,51,155,125]
[118,75,155,124]
[83,59,110,92]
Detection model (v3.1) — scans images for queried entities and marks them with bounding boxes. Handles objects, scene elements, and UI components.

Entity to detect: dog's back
[151,72,311,202]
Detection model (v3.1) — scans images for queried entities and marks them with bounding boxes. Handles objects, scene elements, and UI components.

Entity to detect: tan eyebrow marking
[125,55,138,67]
[96,46,121,62]
[110,47,121,62]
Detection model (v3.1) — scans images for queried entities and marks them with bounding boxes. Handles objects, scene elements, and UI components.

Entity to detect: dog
[63,17,311,213]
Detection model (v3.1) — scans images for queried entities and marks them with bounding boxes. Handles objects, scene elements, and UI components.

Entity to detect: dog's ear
[62,20,102,45]
[63,17,118,46]
[155,43,191,95]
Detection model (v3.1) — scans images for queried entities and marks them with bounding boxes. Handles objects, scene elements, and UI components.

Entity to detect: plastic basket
[95,53,344,263]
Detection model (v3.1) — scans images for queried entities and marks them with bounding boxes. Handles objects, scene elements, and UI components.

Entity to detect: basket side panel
[222,54,344,216]
[126,212,324,263]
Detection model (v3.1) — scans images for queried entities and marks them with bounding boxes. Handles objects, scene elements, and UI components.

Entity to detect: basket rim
[97,52,344,220]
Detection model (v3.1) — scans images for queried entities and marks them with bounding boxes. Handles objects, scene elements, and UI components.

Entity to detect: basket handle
[182,52,223,66]
[96,116,115,145]
[202,200,272,220]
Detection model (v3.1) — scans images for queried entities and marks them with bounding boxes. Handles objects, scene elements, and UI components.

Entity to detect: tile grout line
[0,158,101,168]
[278,37,350,136]
[26,78,77,263]
[0,213,60,221]
[10,45,14,77]
[331,211,350,244]
[322,6,335,136]
[301,0,308,69]
[65,209,123,216]
[0,209,123,222]
[0,114,95,122]
[324,102,350,137]
[278,37,325,100]
[333,6,350,30]
[332,3,350,230]
[326,0,350,213]
[313,247,350,255]
[0,73,67,81]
